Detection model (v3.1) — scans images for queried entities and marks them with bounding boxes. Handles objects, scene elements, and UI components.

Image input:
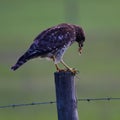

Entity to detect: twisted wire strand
[0,97,120,109]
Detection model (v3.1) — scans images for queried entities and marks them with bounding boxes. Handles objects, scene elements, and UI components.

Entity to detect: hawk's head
[73,25,85,54]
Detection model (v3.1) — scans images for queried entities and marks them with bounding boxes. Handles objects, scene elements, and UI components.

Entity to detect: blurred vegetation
[0,0,120,120]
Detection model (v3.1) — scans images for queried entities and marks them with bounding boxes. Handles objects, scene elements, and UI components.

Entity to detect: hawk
[11,23,85,73]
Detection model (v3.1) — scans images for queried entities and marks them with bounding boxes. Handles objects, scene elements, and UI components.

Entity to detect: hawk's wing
[33,24,76,55]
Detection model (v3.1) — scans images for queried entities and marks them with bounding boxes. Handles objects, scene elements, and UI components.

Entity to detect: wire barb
[0,97,120,109]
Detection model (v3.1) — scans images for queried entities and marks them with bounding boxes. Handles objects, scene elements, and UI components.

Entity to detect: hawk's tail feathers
[11,52,29,71]
[11,50,40,71]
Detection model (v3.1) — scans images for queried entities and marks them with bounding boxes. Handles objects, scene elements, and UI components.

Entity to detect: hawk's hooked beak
[78,44,82,54]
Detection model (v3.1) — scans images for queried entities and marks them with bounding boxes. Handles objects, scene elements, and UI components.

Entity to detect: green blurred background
[0,0,120,120]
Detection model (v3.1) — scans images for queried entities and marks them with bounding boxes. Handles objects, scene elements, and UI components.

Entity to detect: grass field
[0,0,120,120]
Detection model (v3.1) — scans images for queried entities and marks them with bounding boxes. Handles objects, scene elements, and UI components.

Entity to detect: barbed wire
[0,101,56,109]
[77,97,120,102]
[0,97,120,109]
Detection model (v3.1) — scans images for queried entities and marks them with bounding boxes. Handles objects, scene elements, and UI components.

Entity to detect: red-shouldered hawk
[11,23,85,73]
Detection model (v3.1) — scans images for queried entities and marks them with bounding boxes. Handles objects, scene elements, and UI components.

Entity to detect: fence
[1,71,120,120]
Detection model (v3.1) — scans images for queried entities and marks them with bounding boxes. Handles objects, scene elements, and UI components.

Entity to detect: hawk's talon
[66,68,79,75]
[56,69,66,72]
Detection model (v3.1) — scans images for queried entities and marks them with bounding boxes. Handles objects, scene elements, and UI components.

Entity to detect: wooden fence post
[54,71,79,120]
